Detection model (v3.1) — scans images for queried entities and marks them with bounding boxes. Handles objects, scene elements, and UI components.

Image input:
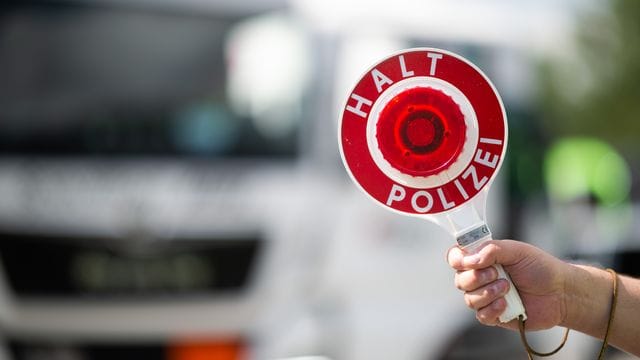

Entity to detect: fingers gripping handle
[458,226,527,323]
[493,263,527,323]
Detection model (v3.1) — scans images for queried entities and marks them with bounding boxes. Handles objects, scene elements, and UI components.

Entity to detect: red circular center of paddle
[375,87,466,177]
[404,115,437,148]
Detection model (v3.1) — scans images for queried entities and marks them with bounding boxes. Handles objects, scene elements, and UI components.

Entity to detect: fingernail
[481,268,497,283]
[496,280,509,295]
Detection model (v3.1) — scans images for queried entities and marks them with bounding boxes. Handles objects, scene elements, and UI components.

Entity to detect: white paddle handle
[493,263,527,323]
[459,228,527,323]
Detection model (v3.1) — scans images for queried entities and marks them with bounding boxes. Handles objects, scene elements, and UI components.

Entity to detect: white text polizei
[385,138,503,213]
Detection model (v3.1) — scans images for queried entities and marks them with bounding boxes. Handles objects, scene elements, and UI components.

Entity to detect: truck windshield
[0,3,308,158]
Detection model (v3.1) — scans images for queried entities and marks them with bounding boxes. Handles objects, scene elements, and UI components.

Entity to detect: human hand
[447,240,569,331]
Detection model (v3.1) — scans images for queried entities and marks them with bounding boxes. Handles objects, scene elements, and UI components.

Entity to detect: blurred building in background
[0,0,637,360]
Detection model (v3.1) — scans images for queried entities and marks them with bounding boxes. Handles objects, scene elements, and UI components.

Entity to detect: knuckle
[475,312,490,325]
[447,247,463,269]
[483,243,499,257]
[476,311,497,326]
[454,271,472,291]
[454,276,463,291]
[464,294,474,308]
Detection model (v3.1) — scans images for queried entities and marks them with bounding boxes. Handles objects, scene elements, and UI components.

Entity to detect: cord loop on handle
[517,268,619,360]
[598,269,619,359]
[518,316,570,360]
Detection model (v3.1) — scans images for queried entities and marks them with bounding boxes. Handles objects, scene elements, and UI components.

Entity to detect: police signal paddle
[338,48,526,323]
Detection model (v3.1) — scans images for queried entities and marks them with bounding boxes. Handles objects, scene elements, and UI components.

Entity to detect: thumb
[461,240,530,269]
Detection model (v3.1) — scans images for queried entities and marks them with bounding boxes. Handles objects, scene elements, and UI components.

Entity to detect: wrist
[560,263,612,339]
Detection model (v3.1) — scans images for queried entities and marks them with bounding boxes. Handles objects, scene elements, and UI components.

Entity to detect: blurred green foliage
[544,137,631,206]
[538,0,640,158]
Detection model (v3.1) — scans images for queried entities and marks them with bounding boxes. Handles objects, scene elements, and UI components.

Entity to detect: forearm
[562,264,640,356]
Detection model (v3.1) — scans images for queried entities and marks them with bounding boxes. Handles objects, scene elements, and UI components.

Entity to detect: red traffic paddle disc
[339,48,507,215]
